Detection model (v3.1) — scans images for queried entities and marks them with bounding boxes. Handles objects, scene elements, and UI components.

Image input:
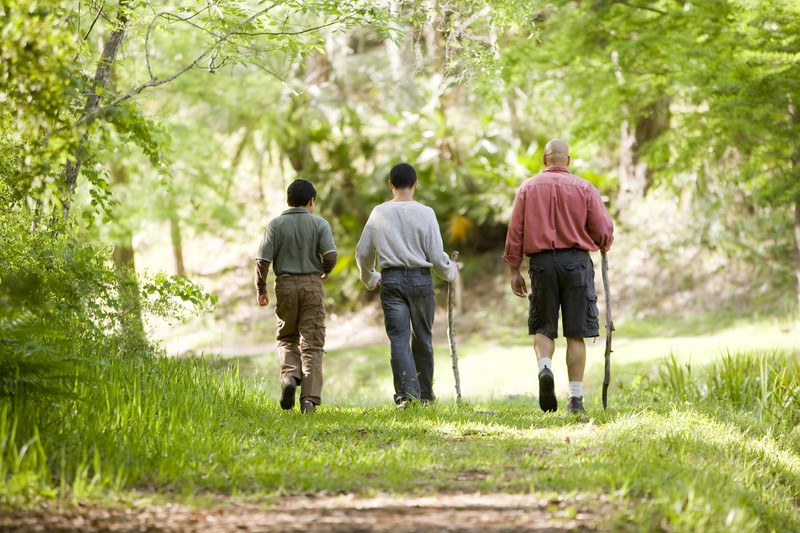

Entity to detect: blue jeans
[379,268,436,403]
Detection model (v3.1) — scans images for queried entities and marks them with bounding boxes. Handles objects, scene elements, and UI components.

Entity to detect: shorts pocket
[586,292,599,330]
[528,263,547,276]
[565,262,587,288]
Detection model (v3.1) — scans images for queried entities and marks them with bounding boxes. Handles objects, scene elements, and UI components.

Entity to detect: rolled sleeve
[586,189,614,251]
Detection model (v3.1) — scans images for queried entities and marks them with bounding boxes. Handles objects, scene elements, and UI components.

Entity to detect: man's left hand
[257,293,269,307]
[510,270,528,298]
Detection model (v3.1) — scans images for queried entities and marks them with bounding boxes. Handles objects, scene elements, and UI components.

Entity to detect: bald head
[543,139,570,167]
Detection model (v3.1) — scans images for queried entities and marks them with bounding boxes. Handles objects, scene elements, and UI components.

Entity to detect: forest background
[1,0,800,531]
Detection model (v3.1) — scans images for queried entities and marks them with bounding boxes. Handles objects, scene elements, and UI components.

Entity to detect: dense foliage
[3,0,798,312]
[0,183,216,397]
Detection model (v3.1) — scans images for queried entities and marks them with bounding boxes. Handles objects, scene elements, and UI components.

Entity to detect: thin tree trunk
[170,212,187,278]
[231,128,251,171]
[63,1,132,213]
[790,101,800,315]
[794,191,800,313]
[617,98,670,212]
[113,232,146,346]
[110,164,146,349]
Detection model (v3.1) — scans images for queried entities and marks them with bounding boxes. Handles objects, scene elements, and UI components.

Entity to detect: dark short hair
[389,162,417,190]
[287,179,316,207]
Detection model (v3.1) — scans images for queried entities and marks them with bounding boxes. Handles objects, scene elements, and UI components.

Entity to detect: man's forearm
[322,251,338,275]
[255,259,270,294]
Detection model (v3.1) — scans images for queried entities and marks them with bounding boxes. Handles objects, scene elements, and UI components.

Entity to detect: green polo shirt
[256,207,336,275]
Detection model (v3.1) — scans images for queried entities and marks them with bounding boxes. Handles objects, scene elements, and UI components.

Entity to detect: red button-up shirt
[503,166,614,268]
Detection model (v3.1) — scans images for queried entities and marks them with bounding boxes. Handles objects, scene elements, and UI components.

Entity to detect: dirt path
[1,493,614,532]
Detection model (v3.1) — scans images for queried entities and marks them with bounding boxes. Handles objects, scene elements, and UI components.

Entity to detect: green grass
[1,320,799,531]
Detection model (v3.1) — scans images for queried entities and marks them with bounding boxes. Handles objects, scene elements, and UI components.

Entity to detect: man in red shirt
[503,139,614,414]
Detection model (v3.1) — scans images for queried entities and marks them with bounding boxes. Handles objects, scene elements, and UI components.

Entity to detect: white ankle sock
[569,381,583,398]
[538,358,552,372]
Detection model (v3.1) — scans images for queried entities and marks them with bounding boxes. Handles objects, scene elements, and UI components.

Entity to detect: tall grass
[0,354,269,505]
[658,349,800,424]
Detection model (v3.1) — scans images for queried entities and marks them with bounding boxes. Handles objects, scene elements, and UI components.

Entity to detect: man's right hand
[510,270,528,298]
[257,293,269,307]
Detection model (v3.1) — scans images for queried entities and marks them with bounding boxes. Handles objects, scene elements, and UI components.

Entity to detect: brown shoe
[279,376,297,410]
[567,396,585,414]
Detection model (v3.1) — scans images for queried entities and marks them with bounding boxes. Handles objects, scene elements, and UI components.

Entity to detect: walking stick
[447,251,462,403]
[601,250,614,409]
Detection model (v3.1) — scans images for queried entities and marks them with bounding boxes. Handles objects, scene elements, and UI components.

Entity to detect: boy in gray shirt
[255,179,337,413]
[356,163,458,408]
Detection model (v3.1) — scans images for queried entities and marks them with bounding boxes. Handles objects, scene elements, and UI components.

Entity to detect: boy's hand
[257,293,269,307]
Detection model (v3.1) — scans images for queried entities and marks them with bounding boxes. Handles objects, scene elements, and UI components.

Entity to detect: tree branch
[81,3,284,123]
[229,17,353,37]
[64,0,132,202]
[81,0,106,42]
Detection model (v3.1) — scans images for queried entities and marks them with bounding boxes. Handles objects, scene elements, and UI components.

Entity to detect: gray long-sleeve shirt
[355,201,458,290]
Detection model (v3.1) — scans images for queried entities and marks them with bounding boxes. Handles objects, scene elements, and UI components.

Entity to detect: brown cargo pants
[274,274,326,405]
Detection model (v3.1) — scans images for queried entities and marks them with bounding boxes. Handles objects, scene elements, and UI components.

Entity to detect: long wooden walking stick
[447,251,462,403]
[601,250,614,409]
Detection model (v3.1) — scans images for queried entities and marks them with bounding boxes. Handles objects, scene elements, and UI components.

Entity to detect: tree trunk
[790,100,800,315]
[110,164,147,350]
[170,212,187,278]
[794,191,800,313]
[62,1,132,213]
[617,97,670,212]
[113,233,147,347]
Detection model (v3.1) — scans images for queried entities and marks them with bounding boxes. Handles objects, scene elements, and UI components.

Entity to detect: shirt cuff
[502,254,523,269]
[366,272,381,290]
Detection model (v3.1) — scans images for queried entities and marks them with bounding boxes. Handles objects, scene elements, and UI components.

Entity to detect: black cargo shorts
[527,248,600,339]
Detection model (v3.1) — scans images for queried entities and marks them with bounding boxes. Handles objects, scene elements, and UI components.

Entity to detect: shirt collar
[544,166,571,173]
[283,207,310,214]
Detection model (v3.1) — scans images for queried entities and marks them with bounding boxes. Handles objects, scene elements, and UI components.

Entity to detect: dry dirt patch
[1,492,614,532]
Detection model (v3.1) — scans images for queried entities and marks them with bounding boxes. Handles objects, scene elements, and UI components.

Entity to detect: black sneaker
[300,399,317,414]
[395,397,412,410]
[567,396,585,414]
[279,376,297,410]
[538,367,557,413]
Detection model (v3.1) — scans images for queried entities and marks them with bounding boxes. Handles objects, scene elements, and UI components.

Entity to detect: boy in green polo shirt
[255,179,337,414]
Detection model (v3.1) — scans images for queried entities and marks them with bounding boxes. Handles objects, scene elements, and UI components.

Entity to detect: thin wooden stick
[448,251,462,403]
[601,250,614,409]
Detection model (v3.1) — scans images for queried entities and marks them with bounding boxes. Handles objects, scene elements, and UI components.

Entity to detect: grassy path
[5,396,798,531]
[1,316,798,531]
